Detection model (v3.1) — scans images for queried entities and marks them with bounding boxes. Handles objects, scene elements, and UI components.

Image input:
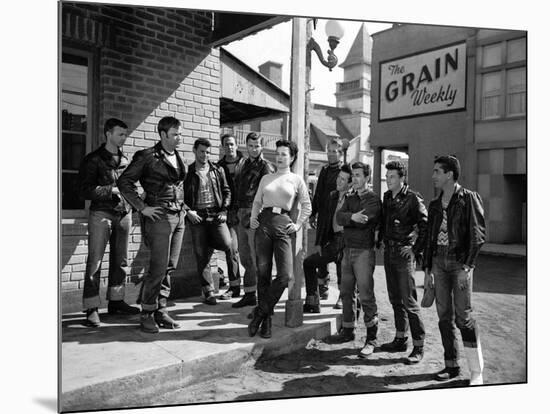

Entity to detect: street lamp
[307,20,345,71]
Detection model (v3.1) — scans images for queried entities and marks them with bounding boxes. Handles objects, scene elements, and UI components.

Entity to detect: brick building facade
[61,2,228,312]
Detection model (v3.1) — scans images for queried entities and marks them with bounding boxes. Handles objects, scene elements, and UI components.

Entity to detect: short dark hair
[221,133,236,145]
[193,137,212,150]
[385,160,407,178]
[275,139,298,167]
[326,138,343,152]
[434,155,460,181]
[246,132,263,144]
[157,116,181,137]
[104,118,128,136]
[351,161,371,178]
[340,163,353,183]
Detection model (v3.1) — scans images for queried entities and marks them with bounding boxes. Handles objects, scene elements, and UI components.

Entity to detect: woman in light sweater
[248,139,312,338]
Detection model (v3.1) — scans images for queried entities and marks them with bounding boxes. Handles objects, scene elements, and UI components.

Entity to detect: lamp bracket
[307,37,338,71]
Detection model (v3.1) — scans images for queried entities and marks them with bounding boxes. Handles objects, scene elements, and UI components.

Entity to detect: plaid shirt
[236,156,275,209]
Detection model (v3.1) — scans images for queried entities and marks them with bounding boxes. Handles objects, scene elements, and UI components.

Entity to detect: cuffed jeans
[255,210,294,315]
[237,207,257,293]
[341,247,377,329]
[83,210,131,309]
[384,245,425,346]
[433,246,480,368]
[189,219,239,294]
[140,210,185,312]
[303,234,343,305]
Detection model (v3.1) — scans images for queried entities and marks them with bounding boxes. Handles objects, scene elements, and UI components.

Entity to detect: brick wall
[61,3,222,312]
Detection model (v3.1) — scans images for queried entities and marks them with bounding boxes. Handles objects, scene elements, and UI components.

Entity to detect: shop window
[61,52,92,213]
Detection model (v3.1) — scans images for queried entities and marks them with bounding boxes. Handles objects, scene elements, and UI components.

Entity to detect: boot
[204,291,217,305]
[358,323,378,358]
[465,346,484,385]
[331,327,355,343]
[358,338,377,358]
[303,303,321,313]
[140,311,159,334]
[435,366,461,381]
[260,315,272,338]
[405,346,424,364]
[232,292,257,308]
[85,308,100,327]
[154,309,180,329]
[248,307,266,337]
[108,300,140,315]
[219,286,241,300]
[380,336,408,352]
[333,294,342,309]
[319,285,329,300]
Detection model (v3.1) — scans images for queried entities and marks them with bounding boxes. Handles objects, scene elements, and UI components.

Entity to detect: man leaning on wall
[79,118,139,327]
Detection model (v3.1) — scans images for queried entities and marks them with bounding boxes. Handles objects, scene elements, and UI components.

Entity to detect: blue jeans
[226,223,241,288]
[384,245,425,346]
[255,210,294,315]
[432,246,479,368]
[189,219,239,294]
[237,207,257,293]
[83,210,131,309]
[140,210,185,312]
[341,248,377,330]
[303,234,343,304]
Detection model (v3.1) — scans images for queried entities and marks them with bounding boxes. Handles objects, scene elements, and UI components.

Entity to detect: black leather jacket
[184,161,231,212]
[117,142,186,212]
[217,151,246,212]
[380,185,428,259]
[423,184,486,270]
[311,162,343,245]
[78,143,131,213]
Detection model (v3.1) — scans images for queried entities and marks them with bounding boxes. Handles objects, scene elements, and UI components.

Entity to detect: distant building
[370,24,526,244]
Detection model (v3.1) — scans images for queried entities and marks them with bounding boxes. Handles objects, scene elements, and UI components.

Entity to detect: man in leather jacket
[309,139,344,300]
[184,138,239,305]
[216,134,245,300]
[379,161,427,364]
[232,132,275,308]
[118,116,186,334]
[423,155,486,385]
[79,118,139,327]
[303,164,351,313]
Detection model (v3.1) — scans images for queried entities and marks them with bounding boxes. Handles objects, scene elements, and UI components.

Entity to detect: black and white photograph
[3,0,545,413]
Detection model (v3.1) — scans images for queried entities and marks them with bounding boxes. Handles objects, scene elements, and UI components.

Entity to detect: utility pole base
[285,299,304,327]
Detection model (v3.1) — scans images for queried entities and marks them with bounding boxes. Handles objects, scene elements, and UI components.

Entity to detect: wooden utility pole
[285,17,307,327]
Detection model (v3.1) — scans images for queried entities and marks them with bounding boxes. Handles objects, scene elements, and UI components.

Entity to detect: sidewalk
[60,287,342,412]
[480,243,526,258]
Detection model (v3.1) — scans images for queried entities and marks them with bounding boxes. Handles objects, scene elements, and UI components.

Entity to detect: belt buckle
[272,207,282,214]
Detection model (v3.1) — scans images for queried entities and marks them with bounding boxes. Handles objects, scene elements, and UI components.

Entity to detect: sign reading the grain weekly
[379,42,466,121]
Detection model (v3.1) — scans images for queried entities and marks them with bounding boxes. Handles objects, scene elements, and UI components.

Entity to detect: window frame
[477,36,526,122]
[61,45,98,219]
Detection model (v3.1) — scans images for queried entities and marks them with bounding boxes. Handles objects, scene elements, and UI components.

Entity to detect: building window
[482,43,501,67]
[482,72,501,119]
[479,36,526,120]
[507,37,526,63]
[506,67,526,116]
[61,52,92,212]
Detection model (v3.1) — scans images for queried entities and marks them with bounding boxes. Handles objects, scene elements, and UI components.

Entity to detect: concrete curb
[61,297,341,412]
